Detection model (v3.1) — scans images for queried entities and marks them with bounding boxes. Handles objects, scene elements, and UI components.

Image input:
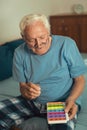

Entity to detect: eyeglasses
[27,34,48,43]
[25,34,50,48]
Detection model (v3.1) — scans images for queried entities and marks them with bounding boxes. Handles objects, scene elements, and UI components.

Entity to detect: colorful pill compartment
[47,102,69,124]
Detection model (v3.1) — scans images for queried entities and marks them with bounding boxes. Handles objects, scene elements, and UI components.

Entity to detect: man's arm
[65,75,85,119]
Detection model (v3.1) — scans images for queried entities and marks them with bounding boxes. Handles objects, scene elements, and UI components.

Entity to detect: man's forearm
[67,75,85,101]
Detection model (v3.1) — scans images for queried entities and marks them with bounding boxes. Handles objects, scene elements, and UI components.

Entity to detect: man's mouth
[34,42,47,49]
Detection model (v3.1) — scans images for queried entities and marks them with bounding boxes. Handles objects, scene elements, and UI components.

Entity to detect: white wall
[0,0,51,43]
[50,0,87,15]
[0,0,87,44]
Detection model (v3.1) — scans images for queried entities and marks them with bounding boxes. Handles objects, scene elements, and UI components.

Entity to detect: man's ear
[20,32,23,38]
[20,33,26,40]
[20,33,25,40]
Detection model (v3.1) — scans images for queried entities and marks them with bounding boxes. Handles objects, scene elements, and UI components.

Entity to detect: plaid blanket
[0,96,77,130]
[0,96,34,130]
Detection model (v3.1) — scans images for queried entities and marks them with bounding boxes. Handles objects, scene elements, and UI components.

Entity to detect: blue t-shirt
[13,35,87,105]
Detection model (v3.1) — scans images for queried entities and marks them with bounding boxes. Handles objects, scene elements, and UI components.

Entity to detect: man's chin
[34,49,47,55]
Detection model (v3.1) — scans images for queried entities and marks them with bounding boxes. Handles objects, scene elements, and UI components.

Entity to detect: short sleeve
[64,38,87,78]
[12,47,26,82]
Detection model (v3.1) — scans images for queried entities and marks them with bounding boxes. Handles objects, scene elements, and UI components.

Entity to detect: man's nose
[35,38,41,47]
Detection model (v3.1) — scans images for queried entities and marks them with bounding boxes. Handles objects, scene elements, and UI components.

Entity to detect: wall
[0,0,87,44]
[0,0,51,43]
[50,0,87,15]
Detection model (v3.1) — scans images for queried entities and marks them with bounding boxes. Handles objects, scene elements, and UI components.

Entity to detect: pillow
[0,46,12,81]
[0,39,24,81]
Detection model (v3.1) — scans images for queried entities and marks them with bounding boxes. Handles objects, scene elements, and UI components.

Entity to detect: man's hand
[20,82,41,100]
[65,99,78,120]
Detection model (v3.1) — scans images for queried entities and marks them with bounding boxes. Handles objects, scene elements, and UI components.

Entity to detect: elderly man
[0,14,87,130]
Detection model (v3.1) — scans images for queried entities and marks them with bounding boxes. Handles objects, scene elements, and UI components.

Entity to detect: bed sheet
[0,77,20,101]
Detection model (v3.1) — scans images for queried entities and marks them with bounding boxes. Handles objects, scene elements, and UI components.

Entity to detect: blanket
[0,96,33,130]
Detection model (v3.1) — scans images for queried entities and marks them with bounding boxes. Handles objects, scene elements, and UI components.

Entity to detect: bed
[0,39,87,130]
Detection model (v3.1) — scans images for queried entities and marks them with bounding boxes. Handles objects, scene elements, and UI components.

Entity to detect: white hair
[19,14,51,35]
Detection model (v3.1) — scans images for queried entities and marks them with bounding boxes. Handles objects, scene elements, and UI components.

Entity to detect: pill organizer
[47,102,69,124]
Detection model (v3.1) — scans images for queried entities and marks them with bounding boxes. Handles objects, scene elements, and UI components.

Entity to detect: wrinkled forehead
[23,21,49,38]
